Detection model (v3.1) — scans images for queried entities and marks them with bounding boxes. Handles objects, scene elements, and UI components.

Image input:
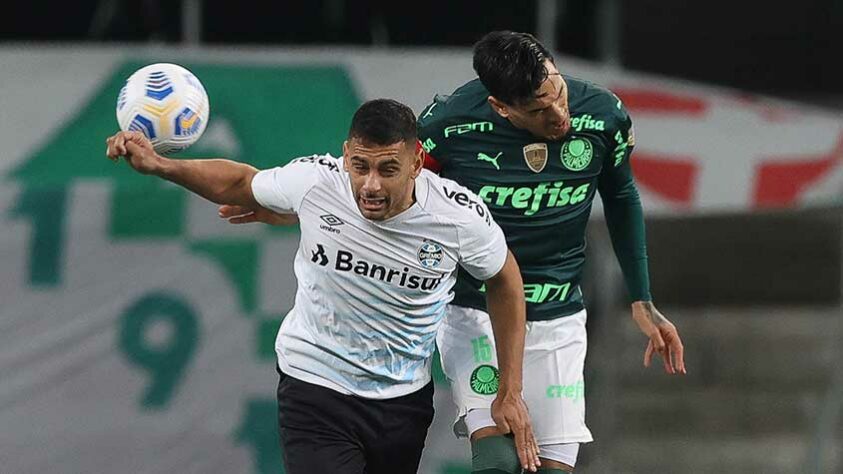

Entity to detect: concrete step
[610,307,842,390]
[614,388,836,437]
[586,435,843,474]
[580,306,843,473]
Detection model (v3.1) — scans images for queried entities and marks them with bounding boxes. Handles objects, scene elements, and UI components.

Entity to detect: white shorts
[436,305,593,445]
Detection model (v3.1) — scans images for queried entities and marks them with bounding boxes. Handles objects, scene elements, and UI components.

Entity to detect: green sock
[471,435,521,474]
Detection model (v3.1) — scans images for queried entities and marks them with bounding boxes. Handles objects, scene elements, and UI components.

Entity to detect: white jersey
[251,154,507,399]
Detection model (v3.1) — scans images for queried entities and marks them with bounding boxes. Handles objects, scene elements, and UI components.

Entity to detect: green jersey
[418,77,650,321]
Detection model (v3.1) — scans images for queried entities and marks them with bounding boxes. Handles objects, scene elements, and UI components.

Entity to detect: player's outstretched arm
[632,301,686,374]
[483,251,541,472]
[105,131,261,208]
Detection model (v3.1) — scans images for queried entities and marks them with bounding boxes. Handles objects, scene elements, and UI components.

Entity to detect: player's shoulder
[418,79,493,131]
[281,153,345,191]
[287,153,343,174]
[565,75,630,128]
[418,169,494,229]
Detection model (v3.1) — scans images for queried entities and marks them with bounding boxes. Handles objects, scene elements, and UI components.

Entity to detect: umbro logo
[319,214,344,234]
[320,214,344,226]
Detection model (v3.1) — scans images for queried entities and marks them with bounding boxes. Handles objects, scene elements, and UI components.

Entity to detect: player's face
[489,60,571,141]
[343,138,423,221]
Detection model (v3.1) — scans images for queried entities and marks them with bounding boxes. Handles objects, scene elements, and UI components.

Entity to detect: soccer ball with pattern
[115,63,210,154]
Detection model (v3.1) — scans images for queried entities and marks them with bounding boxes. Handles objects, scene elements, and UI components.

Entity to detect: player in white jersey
[105,99,541,474]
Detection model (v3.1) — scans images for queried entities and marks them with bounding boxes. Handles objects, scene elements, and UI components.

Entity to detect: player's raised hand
[632,301,686,374]
[105,131,160,175]
[218,205,299,226]
[491,391,541,472]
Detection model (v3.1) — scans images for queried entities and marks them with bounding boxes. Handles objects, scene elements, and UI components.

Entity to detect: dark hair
[348,99,417,146]
[473,30,555,105]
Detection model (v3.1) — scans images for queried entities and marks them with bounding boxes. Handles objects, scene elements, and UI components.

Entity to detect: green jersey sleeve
[597,99,652,302]
[417,96,451,168]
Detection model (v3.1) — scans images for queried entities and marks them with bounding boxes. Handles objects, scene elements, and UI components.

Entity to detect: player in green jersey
[414,31,686,473]
[217,30,685,474]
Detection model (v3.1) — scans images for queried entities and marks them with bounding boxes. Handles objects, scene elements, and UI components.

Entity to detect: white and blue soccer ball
[116,63,210,154]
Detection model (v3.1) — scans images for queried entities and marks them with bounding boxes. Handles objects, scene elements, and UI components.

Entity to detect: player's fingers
[533,432,542,468]
[526,423,540,471]
[228,213,258,224]
[519,421,532,472]
[511,419,531,471]
[672,333,686,374]
[125,140,143,157]
[218,205,251,218]
[652,331,666,356]
[116,135,128,156]
[643,340,654,367]
[126,130,145,143]
[662,342,675,374]
[105,137,119,161]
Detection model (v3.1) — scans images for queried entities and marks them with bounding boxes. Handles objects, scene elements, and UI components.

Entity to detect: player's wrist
[631,300,653,311]
[497,373,523,394]
[153,154,177,178]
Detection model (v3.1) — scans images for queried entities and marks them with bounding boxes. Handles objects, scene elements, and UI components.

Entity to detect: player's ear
[342,140,350,171]
[410,142,423,178]
[488,96,509,119]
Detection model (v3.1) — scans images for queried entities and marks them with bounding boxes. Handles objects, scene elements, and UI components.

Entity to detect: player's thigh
[436,306,498,423]
[522,310,592,444]
[365,382,435,474]
[276,371,367,474]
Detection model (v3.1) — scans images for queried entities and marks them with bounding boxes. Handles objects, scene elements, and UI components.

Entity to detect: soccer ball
[116,63,210,154]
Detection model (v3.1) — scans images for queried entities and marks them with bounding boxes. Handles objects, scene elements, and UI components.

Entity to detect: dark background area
[3,0,840,98]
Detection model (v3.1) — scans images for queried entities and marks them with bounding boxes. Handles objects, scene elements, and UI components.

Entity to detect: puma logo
[477,152,502,170]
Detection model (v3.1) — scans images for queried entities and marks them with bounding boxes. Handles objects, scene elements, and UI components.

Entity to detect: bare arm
[483,250,540,471]
[484,250,526,394]
[106,131,261,208]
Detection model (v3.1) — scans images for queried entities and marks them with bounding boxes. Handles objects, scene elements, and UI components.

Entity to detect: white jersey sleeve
[251,155,330,213]
[456,196,508,282]
[428,174,508,281]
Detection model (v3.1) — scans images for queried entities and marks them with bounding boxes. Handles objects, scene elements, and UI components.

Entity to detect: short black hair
[473,30,555,106]
[348,99,417,146]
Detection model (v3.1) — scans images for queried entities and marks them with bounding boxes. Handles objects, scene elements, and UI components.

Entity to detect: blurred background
[1,1,841,473]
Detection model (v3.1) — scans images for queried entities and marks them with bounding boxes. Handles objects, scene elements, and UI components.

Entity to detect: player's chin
[544,124,570,141]
[544,129,568,141]
[360,209,388,220]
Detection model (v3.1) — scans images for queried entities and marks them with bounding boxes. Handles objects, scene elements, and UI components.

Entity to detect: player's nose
[362,174,382,193]
[548,102,568,123]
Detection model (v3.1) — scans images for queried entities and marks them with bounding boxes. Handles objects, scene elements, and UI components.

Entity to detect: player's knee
[470,435,520,474]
